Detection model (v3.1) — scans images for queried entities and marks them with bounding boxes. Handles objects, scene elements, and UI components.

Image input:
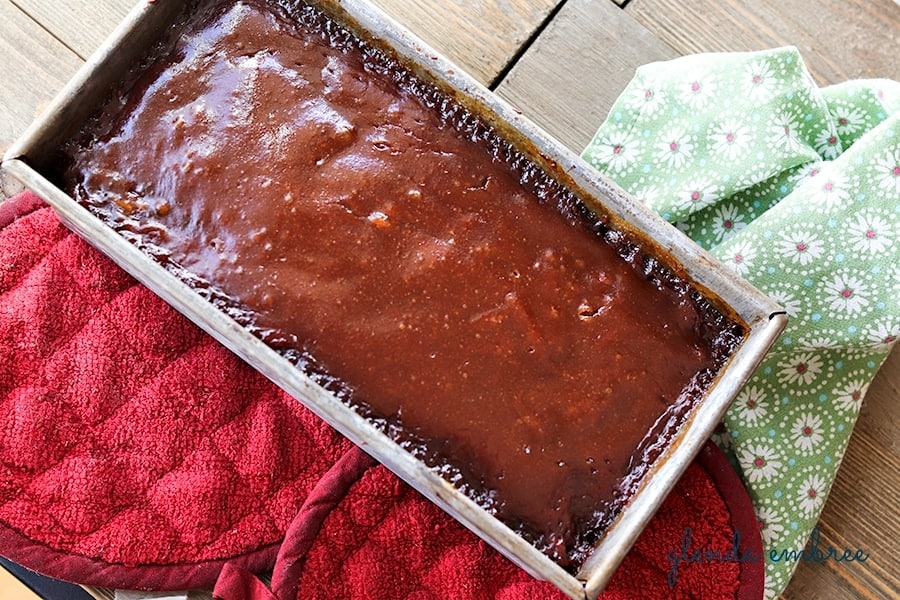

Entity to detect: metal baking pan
[2,1,786,598]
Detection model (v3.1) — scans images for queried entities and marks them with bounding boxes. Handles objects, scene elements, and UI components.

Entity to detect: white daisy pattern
[797,473,827,517]
[777,351,823,386]
[735,385,768,425]
[814,126,842,160]
[655,126,695,169]
[726,239,756,277]
[738,443,784,484]
[744,60,777,102]
[769,111,805,154]
[755,505,785,547]
[673,177,721,214]
[863,320,899,348]
[710,203,748,241]
[797,335,839,350]
[822,271,870,316]
[815,170,851,210]
[789,161,825,187]
[790,411,825,453]
[587,130,641,174]
[679,71,718,109]
[832,105,867,138]
[846,211,893,254]
[832,379,869,413]
[774,227,825,266]
[765,288,803,319]
[624,81,666,118]
[710,118,752,160]
[871,147,900,196]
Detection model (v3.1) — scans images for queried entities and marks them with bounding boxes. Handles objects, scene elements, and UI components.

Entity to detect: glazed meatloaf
[60,0,744,570]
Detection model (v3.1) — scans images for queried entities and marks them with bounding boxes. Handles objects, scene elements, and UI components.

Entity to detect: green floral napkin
[582,47,899,598]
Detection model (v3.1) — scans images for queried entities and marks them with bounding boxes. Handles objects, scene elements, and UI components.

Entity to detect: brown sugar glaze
[62,0,744,569]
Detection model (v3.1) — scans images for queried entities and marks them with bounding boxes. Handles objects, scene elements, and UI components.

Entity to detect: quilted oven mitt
[582,46,900,599]
[0,194,762,598]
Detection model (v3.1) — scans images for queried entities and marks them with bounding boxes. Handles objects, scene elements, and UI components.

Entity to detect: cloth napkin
[582,46,900,599]
[0,194,763,598]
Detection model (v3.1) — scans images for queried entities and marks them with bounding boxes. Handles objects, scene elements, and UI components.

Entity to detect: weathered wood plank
[12,0,134,61]
[856,351,900,455]
[6,0,561,138]
[369,0,560,86]
[0,0,82,199]
[625,0,900,85]
[495,0,676,152]
[15,0,562,85]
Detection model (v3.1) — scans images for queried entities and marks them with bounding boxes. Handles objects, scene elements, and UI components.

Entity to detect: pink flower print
[775,228,825,266]
[679,71,718,109]
[789,161,825,187]
[798,473,827,517]
[587,129,641,173]
[711,203,747,242]
[769,112,804,153]
[743,60,776,101]
[735,385,768,425]
[832,105,866,137]
[739,443,783,484]
[790,411,824,453]
[777,351,823,386]
[631,184,663,209]
[816,170,850,209]
[822,271,870,315]
[863,321,899,349]
[725,240,756,277]
[847,211,893,254]
[655,126,695,169]
[625,83,666,117]
[833,379,869,413]
[673,177,720,213]
[755,506,785,547]
[814,127,842,160]
[710,118,752,160]
[797,335,839,350]
[766,288,802,319]
[872,147,900,196]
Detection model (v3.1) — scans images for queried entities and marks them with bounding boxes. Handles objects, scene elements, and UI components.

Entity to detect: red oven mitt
[0,192,762,598]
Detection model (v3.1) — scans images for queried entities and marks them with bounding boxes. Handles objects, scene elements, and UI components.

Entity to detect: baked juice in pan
[2,1,786,597]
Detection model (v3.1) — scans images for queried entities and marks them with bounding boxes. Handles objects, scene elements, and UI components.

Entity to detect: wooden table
[1,1,897,598]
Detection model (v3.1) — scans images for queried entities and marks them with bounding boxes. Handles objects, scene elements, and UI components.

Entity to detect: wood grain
[495,0,676,152]
[0,0,81,160]
[12,0,134,60]
[365,0,561,87]
[625,0,900,85]
[10,0,560,87]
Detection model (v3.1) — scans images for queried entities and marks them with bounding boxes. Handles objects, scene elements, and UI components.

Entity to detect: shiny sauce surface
[64,0,743,568]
